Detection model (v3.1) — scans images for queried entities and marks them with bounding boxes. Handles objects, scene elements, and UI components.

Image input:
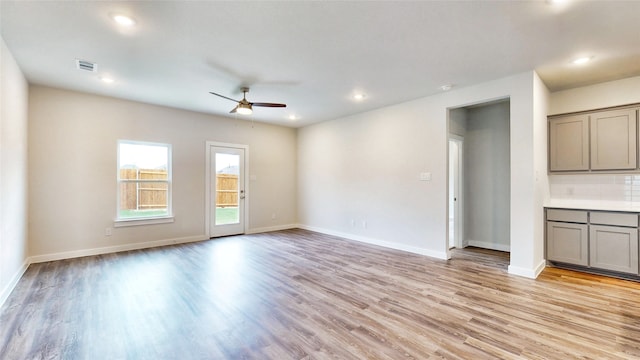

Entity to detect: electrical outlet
[419,172,432,181]
[362,220,367,229]
[105,227,112,236]
[271,212,277,220]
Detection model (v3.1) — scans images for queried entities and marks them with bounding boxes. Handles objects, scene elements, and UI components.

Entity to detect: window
[116,140,172,224]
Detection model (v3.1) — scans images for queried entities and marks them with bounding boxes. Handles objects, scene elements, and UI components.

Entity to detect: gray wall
[464,101,511,251]
[28,86,298,259]
[449,107,467,137]
[298,71,546,277]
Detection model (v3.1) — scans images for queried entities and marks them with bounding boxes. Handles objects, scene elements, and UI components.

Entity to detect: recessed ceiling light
[288,115,298,121]
[440,84,453,91]
[353,93,366,100]
[546,0,571,13]
[100,77,115,84]
[572,56,592,65]
[112,14,136,27]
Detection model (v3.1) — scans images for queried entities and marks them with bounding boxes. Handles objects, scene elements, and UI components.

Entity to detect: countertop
[544,199,640,213]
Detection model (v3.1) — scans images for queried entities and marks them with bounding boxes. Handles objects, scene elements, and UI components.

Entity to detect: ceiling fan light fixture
[236,103,253,115]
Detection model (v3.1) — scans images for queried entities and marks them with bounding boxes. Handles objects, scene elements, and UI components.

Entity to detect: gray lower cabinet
[589,224,639,274]
[547,221,589,266]
[546,207,640,278]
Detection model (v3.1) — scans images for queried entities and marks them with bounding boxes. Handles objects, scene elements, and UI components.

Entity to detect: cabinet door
[547,221,589,266]
[589,225,639,274]
[590,109,637,170]
[549,115,589,171]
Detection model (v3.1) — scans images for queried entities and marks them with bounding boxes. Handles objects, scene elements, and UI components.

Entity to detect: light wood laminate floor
[2,229,640,359]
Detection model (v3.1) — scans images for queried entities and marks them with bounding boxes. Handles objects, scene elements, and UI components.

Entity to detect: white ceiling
[2,1,640,127]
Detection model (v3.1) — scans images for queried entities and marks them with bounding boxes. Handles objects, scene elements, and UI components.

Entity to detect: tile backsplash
[549,174,640,202]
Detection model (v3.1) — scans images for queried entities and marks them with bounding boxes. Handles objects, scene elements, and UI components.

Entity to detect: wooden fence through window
[119,169,239,210]
[119,169,168,211]
[216,173,238,207]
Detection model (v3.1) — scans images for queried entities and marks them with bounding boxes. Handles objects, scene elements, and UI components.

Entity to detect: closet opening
[447,98,511,261]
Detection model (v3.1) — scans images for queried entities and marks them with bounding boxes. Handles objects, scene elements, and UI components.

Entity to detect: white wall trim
[0,258,30,309]
[466,240,511,252]
[298,224,448,260]
[29,235,207,264]
[113,216,175,227]
[508,259,546,279]
[246,224,298,234]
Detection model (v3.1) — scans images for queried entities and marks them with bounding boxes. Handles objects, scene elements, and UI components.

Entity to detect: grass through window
[216,207,239,225]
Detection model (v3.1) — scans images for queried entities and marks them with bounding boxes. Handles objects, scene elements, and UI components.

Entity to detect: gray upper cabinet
[549,114,589,172]
[548,107,639,173]
[590,109,637,170]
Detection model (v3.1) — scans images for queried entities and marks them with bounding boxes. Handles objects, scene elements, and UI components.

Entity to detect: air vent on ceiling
[76,59,97,72]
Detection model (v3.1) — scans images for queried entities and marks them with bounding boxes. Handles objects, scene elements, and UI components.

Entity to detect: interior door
[448,137,463,249]
[210,146,245,237]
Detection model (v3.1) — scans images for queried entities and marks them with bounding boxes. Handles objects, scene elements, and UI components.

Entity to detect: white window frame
[114,140,174,227]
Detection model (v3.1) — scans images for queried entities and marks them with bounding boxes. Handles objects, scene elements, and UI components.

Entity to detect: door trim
[205,141,249,238]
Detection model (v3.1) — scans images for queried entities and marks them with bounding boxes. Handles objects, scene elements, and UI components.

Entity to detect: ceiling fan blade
[230,106,238,114]
[209,91,240,103]
[251,102,287,108]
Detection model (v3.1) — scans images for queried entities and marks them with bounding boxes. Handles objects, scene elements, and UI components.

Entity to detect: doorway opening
[447,99,511,258]
[206,142,248,238]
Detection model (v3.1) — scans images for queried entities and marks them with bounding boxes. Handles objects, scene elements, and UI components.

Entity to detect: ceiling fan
[209,87,286,115]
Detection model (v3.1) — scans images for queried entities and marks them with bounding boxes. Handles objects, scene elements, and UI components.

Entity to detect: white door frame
[205,141,249,238]
[447,135,464,253]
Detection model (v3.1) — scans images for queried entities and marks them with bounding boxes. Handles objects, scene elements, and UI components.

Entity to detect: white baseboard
[0,258,29,309]
[466,240,511,252]
[508,259,546,279]
[29,235,208,264]
[298,224,448,260]
[246,224,298,235]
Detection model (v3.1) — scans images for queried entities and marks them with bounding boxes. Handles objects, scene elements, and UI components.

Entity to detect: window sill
[113,216,174,228]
